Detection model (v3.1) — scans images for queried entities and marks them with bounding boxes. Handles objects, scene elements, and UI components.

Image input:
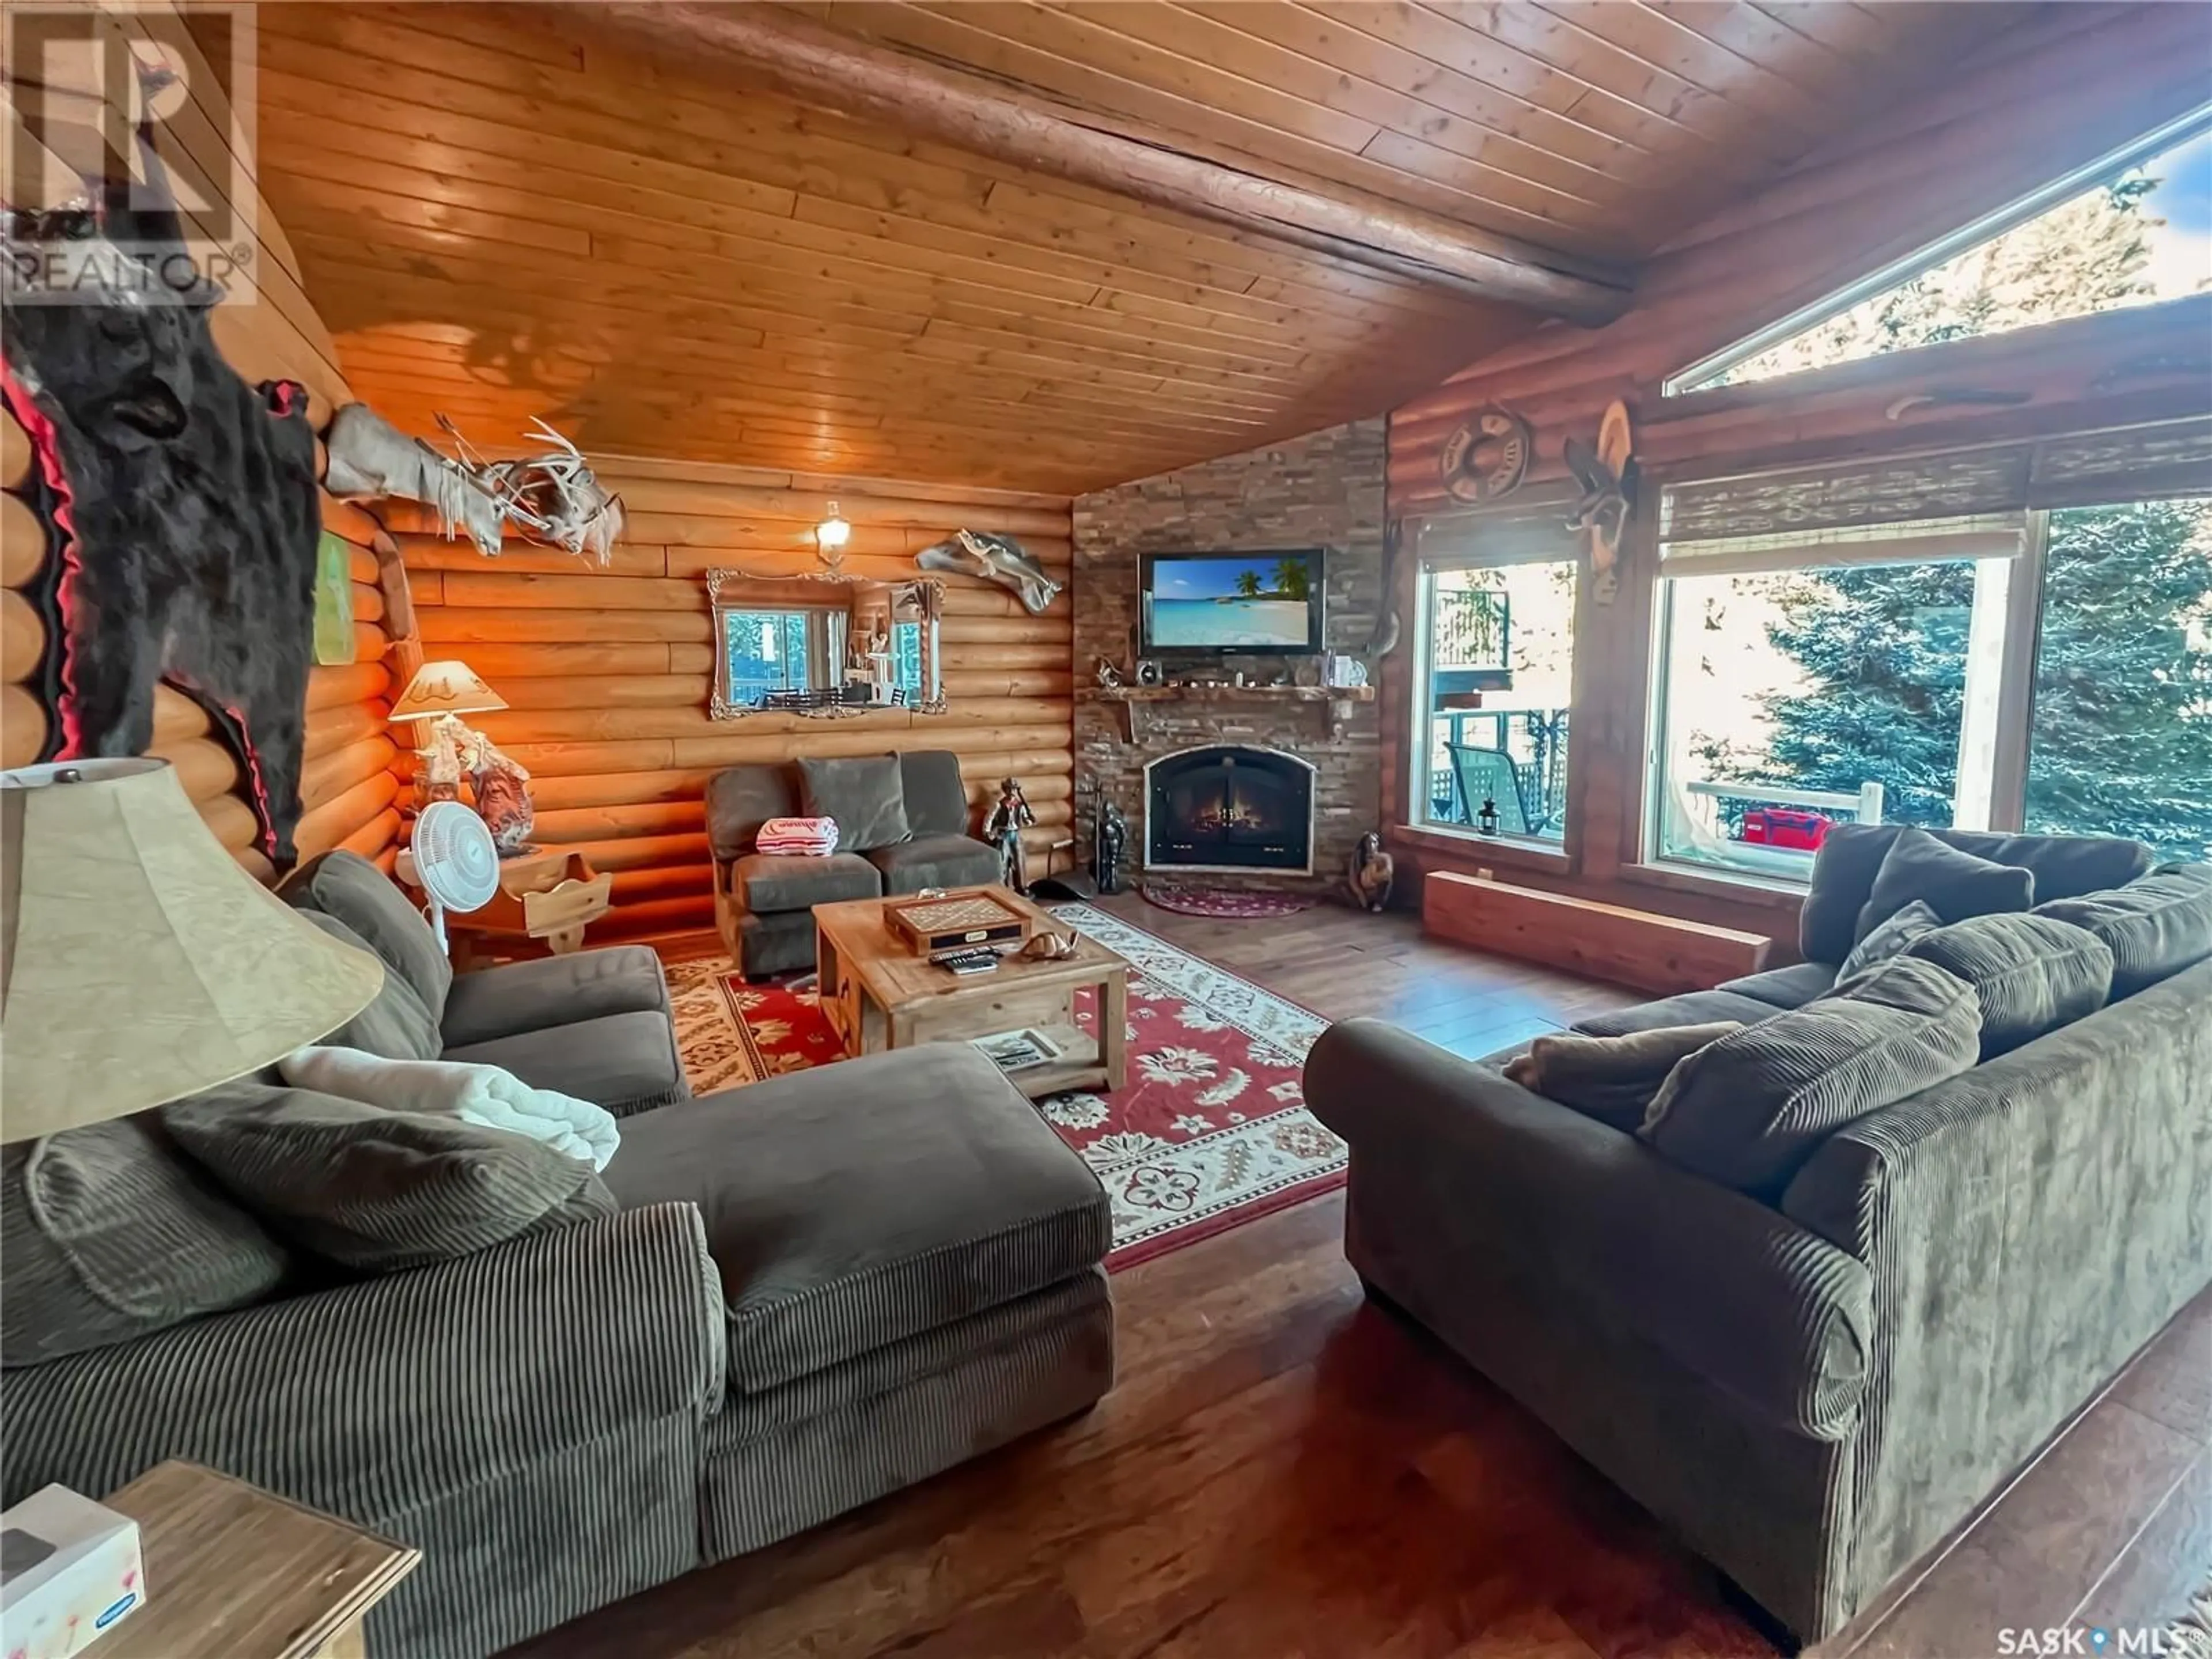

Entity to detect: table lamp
[388,660,535,853]
[0,758,385,1142]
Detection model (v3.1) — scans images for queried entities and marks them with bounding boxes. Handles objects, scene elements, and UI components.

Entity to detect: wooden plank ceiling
[251,2,2028,495]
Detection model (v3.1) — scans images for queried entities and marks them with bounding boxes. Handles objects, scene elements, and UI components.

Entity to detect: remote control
[938,949,1002,976]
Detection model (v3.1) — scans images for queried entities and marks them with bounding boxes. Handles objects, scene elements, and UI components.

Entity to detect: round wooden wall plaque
[1439,406,1533,504]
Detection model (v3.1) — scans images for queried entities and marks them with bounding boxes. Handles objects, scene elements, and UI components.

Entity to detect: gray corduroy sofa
[1306,826,2212,1643]
[709,749,1001,977]
[2,853,1113,1659]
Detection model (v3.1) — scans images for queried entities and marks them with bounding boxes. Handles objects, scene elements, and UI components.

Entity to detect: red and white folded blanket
[756,815,839,857]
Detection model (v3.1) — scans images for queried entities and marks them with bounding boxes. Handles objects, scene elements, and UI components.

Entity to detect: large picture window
[1410,536,1578,846]
[1646,494,2212,881]
[2025,499,2212,856]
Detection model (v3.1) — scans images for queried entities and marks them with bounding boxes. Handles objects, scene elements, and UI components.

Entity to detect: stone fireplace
[1145,745,1316,874]
[1072,417,1387,893]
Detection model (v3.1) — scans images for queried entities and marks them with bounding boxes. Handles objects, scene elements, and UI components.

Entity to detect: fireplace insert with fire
[1145,745,1316,873]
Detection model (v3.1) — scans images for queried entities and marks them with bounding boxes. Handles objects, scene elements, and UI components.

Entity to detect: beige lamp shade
[0,758,385,1141]
[389,660,507,723]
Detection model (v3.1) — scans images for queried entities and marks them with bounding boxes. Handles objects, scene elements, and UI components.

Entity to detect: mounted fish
[916,528,1062,613]
[1563,400,1637,607]
[324,406,625,562]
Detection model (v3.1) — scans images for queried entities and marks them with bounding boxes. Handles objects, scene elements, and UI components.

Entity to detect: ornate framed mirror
[707,568,945,719]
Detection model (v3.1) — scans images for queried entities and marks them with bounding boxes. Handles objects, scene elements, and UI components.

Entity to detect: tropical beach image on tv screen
[1149,552,1318,649]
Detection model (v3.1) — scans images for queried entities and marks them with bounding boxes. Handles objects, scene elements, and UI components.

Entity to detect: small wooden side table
[96,1462,419,1659]
[406,843,613,967]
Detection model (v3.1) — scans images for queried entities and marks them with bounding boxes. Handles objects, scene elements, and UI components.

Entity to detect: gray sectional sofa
[1306,825,2212,1644]
[708,748,1001,976]
[2,852,1113,1658]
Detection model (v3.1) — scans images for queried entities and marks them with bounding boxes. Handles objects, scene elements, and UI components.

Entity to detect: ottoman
[601,1041,1115,1556]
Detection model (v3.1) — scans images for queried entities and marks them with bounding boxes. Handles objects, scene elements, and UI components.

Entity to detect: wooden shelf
[1090,682,1374,741]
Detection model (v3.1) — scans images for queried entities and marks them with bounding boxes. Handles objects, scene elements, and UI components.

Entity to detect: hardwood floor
[531,900,2212,1659]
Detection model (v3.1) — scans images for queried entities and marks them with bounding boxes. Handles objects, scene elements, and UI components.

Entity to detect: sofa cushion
[2034,862,2212,999]
[706,764,798,860]
[1571,988,1782,1038]
[1853,827,2034,944]
[1899,912,2114,1059]
[865,834,1003,896]
[1,1116,291,1367]
[729,851,881,914]
[1641,956,1981,1198]
[300,912,441,1062]
[163,1081,613,1274]
[1503,1023,1745,1131]
[439,945,672,1050]
[1800,823,2152,965]
[897,749,972,838]
[1715,961,1840,1010]
[444,1010,688,1118]
[282,849,453,1018]
[603,1043,1109,1395]
[1835,898,1942,979]
[797,755,911,852]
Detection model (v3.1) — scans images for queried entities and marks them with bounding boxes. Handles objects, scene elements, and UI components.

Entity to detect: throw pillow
[282,849,453,1018]
[164,1081,616,1274]
[797,755,912,853]
[2034,862,2212,999]
[2,1116,291,1368]
[299,912,441,1062]
[1835,899,1943,980]
[278,1046,620,1171]
[1503,1024,1745,1132]
[1902,913,2115,1059]
[1642,956,1980,1198]
[1853,827,2035,944]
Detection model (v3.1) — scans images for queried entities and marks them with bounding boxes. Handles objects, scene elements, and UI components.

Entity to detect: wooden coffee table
[813,887,1129,1099]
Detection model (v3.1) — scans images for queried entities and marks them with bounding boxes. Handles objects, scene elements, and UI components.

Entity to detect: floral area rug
[666,902,1344,1267]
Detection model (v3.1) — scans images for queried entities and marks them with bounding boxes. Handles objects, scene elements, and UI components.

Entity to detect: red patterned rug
[1140,883,1317,919]
[667,903,1344,1268]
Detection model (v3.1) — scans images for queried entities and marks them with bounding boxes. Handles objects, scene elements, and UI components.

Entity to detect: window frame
[1640,507,2042,884]
[1639,483,2212,886]
[1406,526,1584,861]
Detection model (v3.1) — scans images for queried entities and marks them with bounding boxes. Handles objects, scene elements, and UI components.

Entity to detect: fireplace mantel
[1089,683,1375,743]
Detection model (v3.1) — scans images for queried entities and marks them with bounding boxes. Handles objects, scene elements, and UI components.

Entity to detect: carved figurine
[1347,831,1395,913]
[1093,797,1128,896]
[983,777,1037,892]
[461,727,536,855]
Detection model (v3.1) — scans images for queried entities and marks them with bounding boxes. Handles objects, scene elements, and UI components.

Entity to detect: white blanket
[278,1047,620,1172]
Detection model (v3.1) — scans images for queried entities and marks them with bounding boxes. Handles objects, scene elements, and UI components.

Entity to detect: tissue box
[0,1486,143,1658]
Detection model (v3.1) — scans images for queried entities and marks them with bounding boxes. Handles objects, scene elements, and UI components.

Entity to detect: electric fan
[408,801,502,950]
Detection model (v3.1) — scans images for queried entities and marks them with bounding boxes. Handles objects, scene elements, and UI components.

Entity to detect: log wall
[398,458,1075,945]
[2,2,405,881]
[1378,2,2212,944]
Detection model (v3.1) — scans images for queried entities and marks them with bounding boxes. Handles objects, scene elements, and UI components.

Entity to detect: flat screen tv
[1138,550,1326,657]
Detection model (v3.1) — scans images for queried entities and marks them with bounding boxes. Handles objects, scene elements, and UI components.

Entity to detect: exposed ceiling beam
[596,3,1635,327]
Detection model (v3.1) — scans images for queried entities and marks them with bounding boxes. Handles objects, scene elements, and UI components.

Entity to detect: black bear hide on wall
[2,160,321,866]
